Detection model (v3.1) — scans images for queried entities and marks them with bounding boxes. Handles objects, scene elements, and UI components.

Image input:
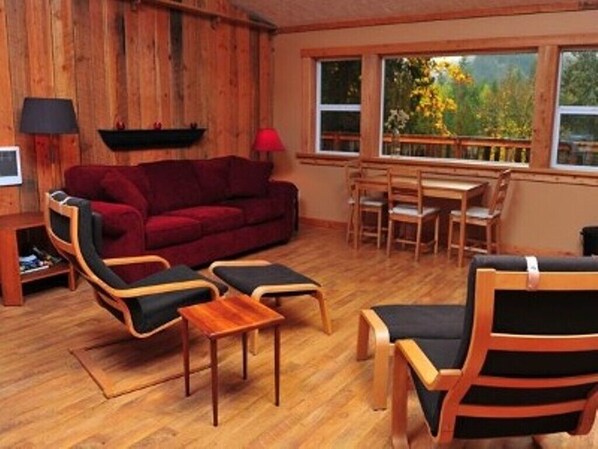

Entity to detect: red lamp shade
[252,128,285,152]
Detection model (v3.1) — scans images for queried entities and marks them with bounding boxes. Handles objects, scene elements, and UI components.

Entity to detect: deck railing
[321,132,532,164]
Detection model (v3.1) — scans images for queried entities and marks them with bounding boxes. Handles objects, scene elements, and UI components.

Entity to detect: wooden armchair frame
[391,266,598,448]
[45,192,222,397]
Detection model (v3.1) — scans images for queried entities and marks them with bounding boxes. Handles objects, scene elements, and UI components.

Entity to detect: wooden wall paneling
[360,53,382,159]
[169,9,185,132]
[50,0,81,180]
[72,0,97,167]
[25,0,56,207]
[156,7,175,160]
[235,25,253,158]
[182,14,205,159]
[258,31,272,128]
[138,6,159,134]
[123,4,142,165]
[213,0,234,156]
[198,8,216,158]
[0,0,18,214]
[530,45,559,169]
[106,0,130,165]
[88,1,114,166]
[7,2,36,213]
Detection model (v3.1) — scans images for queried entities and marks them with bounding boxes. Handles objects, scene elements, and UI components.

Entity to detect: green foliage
[383,53,536,140]
[560,51,598,106]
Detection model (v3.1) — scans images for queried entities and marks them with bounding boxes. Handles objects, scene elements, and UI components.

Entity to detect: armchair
[45,190,227,396]
[391,255,598,448]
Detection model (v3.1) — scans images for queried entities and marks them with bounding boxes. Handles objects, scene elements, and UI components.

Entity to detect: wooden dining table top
[354,174,488,199]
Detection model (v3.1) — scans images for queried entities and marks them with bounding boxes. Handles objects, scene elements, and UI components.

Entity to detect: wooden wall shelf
[98,128,205,151]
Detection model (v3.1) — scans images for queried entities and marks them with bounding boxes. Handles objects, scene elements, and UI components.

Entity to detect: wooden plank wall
[0,0,272,215]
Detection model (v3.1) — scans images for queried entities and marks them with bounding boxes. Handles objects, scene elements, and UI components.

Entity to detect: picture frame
[0,146,23,186]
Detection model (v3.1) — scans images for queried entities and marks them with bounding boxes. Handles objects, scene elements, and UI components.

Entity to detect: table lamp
[252,128,285,161]
[20,97,78,208]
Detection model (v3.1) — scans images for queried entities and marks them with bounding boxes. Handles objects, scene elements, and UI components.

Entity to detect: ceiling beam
[135,0,276,32]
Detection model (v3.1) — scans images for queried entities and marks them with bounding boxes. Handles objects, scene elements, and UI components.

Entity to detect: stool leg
[313,291,332,334]
[249,329,259,355]
[372,340,391,410]
[356,311,370,361]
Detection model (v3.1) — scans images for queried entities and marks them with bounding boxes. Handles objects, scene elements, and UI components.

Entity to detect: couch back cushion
[140,160,203,215]
[100,169,149,219]
[64,165,150,201]
[228,156,273,198]
[192,157,231,203]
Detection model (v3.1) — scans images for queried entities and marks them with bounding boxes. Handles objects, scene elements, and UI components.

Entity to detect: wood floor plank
[0,225,596,448]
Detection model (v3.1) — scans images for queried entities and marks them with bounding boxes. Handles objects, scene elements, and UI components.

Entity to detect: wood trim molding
[296,152,598,186]
[137,0,277,31]
[279,1,597,34]
[530,45,560,168]
[300,33,598,59]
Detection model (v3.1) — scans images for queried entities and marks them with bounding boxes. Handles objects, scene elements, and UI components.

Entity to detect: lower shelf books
[19,247,63,274]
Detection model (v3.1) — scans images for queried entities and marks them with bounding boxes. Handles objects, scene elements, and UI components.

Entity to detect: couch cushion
[65,165,150,201]
[145,215,203,250]
[165,206,244,235]
[140,160,203,215]
[192,157,231,203]
[223,197,285,225]
[229,156,273,198]
[100,169,149,219]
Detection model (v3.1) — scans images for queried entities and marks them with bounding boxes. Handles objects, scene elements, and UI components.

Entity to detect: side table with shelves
[0,212,77,306]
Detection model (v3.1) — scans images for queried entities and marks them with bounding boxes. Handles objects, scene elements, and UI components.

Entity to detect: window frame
[378,53,536,167]
[551,49,598,171]
[299,33,598,183]
[315,58,362,156]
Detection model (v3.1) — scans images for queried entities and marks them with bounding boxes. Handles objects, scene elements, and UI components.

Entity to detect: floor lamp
[20,97,78,209]
[252,128,285,162]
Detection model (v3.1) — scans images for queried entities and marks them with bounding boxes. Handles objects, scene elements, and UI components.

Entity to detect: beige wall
[270,11,598,255]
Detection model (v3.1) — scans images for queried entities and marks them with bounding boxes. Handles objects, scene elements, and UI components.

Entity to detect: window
[380,53,537,165]
[316,59,361,154]
[553,50,598,169]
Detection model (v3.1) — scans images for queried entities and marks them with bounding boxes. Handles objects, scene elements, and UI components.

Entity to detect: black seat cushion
[126,265,228,334]
[371,304,464,342]
[212,263,320,297]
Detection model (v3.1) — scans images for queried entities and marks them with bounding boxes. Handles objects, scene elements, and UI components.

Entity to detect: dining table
[353,174,488,267]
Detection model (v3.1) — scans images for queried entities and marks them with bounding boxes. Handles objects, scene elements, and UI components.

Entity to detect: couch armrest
[90,201,146,257]
[267,180,299,232]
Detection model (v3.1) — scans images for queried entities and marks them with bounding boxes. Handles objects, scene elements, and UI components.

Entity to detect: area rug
[70,326,213,398]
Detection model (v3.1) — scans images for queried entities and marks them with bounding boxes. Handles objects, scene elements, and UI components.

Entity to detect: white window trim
[551,51,598,171]
[315,60,361,155]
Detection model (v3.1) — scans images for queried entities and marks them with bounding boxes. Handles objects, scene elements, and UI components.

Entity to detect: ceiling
[229,0,586,31]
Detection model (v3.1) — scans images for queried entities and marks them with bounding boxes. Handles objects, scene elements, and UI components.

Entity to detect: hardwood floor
[0,225,596,448]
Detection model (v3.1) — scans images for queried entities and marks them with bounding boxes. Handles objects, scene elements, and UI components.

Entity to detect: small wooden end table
[0,212,77,306]
[179,295,285,426]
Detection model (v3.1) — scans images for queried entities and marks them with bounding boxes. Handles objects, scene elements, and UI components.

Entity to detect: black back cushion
[417,255,598,438]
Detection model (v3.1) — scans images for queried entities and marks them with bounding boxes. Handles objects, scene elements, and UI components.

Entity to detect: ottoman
[209,260,332,353]
[356,304,465,410]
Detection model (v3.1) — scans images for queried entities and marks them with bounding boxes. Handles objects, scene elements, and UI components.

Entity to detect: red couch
[64,156,297,282]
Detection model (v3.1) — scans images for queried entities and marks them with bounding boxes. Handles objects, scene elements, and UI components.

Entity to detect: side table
[0,211,77,306]
[179,295,285,426]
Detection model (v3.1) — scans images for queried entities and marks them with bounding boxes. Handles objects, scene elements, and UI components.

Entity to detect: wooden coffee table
[179,295,285,426]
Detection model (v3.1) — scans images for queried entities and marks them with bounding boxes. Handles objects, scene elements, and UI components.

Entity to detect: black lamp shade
[20,97,78,134]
